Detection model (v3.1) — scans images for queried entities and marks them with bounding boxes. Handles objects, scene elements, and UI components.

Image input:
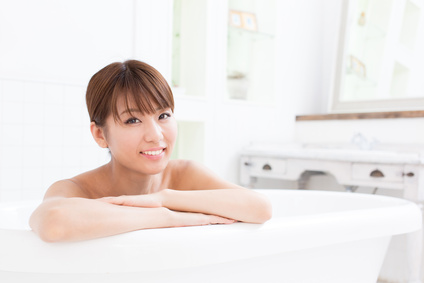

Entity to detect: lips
[140,149,164,156]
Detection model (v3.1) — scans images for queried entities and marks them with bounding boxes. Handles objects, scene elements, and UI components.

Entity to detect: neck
[102,160,158,196]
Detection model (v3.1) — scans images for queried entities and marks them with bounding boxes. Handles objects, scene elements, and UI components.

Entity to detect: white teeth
[142,149,163,156]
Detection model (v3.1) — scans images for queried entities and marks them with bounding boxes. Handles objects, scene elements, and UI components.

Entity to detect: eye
[125,117,141,124]
[159,112,172,120]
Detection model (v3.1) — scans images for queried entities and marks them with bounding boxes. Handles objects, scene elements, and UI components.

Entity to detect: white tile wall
[0,78,109,202]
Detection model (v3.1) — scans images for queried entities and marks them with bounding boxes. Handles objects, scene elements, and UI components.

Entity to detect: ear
[90,122,109,148]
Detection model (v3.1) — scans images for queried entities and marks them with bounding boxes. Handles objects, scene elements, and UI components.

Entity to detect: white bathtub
[0,189,421,283]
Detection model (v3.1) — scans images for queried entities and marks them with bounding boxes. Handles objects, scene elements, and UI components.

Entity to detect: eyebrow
[120,108,142,116]
[119,107,167,116]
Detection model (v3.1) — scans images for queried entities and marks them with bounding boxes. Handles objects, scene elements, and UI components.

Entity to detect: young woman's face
[103,97,177,175]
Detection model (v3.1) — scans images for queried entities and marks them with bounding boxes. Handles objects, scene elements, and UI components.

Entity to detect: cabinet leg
[406,229,423,283]
[244,177,257,189]
[298,171,325,190]
[344,185,358,192]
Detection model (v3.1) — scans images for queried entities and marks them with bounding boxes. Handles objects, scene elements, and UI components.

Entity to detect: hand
[98,191,164,208]
[171,211,237,227]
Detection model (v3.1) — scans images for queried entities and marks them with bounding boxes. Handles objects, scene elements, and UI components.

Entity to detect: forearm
[162,188,272,224]
[30,197,171,242]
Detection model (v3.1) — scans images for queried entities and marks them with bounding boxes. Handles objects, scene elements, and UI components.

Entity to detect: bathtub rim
[0,189,422,274]
[0,189,419,231]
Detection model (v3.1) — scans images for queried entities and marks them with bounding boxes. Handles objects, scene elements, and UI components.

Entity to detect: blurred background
[0,0,423,201]
[1,0,424,282]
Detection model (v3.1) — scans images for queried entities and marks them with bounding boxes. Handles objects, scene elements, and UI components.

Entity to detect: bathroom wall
[0,0,174,202]
[0,0,315,201]
[295,118,424,146]
[0,79,108,201]
[0,0,350,202]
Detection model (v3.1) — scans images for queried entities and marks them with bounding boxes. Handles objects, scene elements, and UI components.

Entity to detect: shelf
[226,0,276,103]
[296,110,424,121]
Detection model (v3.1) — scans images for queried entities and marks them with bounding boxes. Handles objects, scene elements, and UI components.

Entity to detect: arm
[102,188,271,224]
[163,187,271,223]
[102,161,272,224]
[30,180,234,242]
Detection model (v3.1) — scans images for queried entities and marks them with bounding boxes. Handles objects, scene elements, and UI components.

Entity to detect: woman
[30,60,272,242]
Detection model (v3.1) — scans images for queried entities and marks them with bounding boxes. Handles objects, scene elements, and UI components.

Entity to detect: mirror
[331,0,424,113]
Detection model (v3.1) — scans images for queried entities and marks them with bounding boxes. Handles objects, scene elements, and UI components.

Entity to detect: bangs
[110,63,174,122]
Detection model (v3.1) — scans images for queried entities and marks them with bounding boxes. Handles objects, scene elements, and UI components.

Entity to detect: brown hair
[86,60,174,127]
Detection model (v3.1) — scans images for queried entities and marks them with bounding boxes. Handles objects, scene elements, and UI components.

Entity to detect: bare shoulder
[167,159,196,172]
[167,159,211,179]
[167,159,239,191]
[44,167,104,199]
[43,179,88,199]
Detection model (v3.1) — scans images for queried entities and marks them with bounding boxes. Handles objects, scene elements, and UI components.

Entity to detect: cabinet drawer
[245,157,286,177]
[351,163,404,183]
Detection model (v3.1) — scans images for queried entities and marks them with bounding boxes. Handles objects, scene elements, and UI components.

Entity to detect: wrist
[143,207,175,228]
[160,188,174,208]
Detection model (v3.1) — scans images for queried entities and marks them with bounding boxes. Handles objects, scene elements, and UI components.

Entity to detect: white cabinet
[351,163,405,183]
[240,145,424,202]
[242,156,287,179]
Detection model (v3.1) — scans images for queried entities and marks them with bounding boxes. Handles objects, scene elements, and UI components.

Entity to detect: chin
[143,161,169,175]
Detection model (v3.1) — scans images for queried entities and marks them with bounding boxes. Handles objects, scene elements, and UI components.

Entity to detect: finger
[210,216,237,224]
[97,196,126,205]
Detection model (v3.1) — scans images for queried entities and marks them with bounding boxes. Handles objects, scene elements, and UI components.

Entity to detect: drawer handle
[370,169,384,178]
[403,172,415,177]
[262,164,272,171]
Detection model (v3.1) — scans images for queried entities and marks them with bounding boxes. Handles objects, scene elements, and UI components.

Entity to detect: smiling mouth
[140,149,165,156]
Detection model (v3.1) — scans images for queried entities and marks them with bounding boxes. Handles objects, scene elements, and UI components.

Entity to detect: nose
[143,119,164,143]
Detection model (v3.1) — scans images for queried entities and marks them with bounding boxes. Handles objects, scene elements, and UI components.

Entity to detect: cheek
[107,128,137,150]
[167,120,178,145]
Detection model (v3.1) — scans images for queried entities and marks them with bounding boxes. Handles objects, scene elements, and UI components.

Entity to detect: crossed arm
[99,188,271,224]
[29,162,272,242]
